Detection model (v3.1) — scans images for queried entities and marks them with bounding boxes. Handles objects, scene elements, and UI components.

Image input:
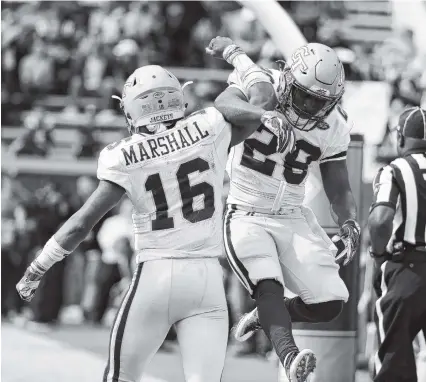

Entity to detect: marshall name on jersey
[226,68,353,211]
[97,107,231,262]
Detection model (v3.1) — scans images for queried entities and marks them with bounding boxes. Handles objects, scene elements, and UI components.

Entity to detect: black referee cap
[398,107,426,140]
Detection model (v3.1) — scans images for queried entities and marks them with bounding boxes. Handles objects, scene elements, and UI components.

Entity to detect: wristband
[224,46,272,96]
[223,44,244,64]
[342,219,360,233]
[33,236,71,272]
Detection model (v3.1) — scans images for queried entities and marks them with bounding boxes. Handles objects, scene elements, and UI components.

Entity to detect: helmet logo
[291,46,310,73]
[153,91,165,99]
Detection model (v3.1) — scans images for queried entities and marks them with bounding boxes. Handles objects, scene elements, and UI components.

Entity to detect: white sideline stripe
[374,260,389,375]
[1,324,165,382]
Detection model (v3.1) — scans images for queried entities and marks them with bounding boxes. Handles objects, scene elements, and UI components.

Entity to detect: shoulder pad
[98,136,135,175]
[98,144,124,174]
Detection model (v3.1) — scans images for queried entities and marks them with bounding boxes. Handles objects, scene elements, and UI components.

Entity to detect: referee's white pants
[103,258,228,382]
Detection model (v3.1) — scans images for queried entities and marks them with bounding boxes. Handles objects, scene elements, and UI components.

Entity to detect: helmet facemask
[277,67,343,131]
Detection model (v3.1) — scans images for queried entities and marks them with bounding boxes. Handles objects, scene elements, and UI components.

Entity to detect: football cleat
[284,349,317,382]
[233,307,261,342]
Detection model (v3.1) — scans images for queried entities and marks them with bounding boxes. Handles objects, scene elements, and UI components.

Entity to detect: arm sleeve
[320,108,352,163]
[320,132,350,163]
[370,165,400,211]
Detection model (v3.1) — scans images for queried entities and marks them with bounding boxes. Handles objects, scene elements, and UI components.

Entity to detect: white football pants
[103,258,228,382]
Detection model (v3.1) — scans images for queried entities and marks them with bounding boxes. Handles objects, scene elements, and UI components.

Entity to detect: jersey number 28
[145,157,215,231]
[241,125,321,184]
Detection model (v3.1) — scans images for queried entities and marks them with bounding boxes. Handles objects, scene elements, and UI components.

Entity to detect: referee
[368,107,426,382]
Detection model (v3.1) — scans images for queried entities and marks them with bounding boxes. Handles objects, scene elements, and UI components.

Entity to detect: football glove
[16,263,45,302]
[332,219,361,266]
[260,111,296,154]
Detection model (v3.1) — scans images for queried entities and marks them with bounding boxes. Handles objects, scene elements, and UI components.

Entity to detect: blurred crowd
[2,0,426,361]
[2,1,425,161]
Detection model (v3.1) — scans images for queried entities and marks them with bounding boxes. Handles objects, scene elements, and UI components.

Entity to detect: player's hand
[16,266,44,302]
[332,219,361,266]
[205,36,235,59]
[261,111,296,154]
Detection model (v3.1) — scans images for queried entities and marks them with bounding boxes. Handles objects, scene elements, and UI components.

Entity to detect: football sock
[254,279,299,365]
[285,297,344,323]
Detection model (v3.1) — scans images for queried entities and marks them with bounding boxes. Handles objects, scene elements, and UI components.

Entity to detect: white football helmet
[277,43,345,131]
[115,65,186,134]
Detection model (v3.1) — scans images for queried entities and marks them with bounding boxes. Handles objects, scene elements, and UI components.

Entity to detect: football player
[206,37,361,382]
[16,65,294,382]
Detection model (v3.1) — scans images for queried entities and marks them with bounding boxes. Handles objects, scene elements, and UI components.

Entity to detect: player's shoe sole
[232,308,261,342]
[287,349,317,382]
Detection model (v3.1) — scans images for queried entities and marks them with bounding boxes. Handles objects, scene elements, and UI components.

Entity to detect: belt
[227,204,299,216]
[390,245,426,263]
[393,252,426,263]
[411,245,426,253]
[393,243,426,252]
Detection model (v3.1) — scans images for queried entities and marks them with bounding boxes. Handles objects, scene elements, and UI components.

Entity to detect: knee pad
[254,279,284,300]
[308,300,344,322]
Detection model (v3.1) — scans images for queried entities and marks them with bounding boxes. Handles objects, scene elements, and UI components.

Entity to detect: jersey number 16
[145,157,215,231]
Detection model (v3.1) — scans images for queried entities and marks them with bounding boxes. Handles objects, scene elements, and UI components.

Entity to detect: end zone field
[1,322,370,382]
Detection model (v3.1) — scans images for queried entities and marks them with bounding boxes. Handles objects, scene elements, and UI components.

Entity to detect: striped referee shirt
[371,152,426,249]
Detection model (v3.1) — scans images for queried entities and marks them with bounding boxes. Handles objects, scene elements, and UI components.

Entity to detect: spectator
[19,39,55,96]
[7,107,55,157]
[122,2,164,44]
[111,39,140,97]
[72,104,102,158]
[68,39,115,111]
[89,198,133,324]
[222,7,266,61]
[1,175,31,319]
[67,176,113,319]
[24,183,71,329]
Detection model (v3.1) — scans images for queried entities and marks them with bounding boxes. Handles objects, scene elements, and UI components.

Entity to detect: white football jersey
[226,68,352,211]
[97,107,232,262]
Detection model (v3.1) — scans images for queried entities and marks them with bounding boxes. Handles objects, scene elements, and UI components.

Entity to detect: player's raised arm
[16,179,125,302]
[215,87,294,152]
[207,37,294,152]
[207,36,277,111]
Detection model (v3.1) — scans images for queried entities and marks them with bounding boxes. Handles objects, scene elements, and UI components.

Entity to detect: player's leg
[274,206,348,320]
[103,260,172,382]
[235,206,347,339]
[224,206,315,380]
[172,258,228,382]
[176,310,228,382]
